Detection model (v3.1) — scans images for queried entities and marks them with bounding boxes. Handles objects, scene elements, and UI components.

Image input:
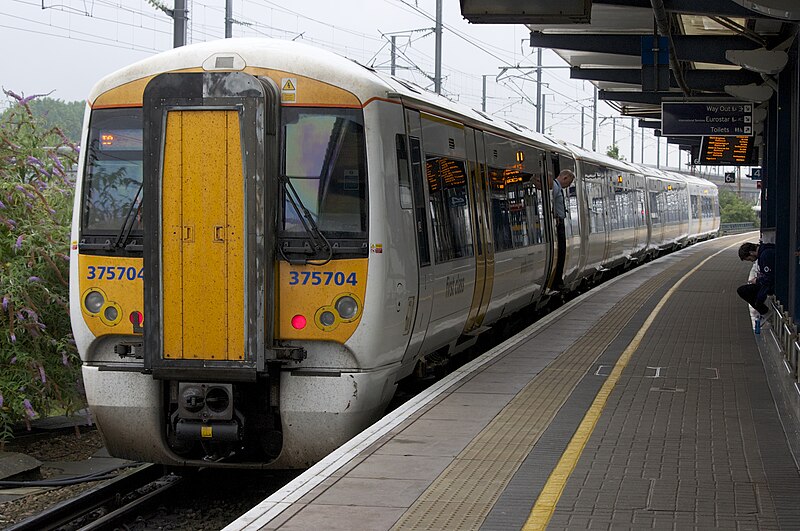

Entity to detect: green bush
[0,90,82,443]
[719,189,759,224]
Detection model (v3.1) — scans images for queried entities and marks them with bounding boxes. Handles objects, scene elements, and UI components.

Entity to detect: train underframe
[84,362,397,468]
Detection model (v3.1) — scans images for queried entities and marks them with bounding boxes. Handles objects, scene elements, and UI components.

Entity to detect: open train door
[142,71,280,381]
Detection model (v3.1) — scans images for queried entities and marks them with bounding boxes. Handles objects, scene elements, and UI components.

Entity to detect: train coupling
[172,382,242,443]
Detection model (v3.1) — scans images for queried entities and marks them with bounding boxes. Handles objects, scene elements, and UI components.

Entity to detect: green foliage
[719,189,758,224]
[606,143,624,160]
[1,97,84,144]
[0,90,82,442]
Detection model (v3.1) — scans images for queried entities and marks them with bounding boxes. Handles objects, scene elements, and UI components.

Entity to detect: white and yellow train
[70,38,719,468]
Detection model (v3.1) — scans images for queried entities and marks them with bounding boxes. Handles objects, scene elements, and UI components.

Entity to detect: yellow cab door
[142,72,280,378]
[161,110,244,361]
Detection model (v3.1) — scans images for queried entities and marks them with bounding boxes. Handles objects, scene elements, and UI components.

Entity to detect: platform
[225,233,800,531]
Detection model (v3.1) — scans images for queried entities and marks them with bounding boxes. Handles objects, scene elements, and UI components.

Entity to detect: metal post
[665,142,670,167]
[581,107,585,149]
[612,116,616,148]
[482,75,487,112]
[630,118,635,162]
[737,166,742,197]
[434,0,442,94]
[391,36,397,76]
[542,94,547,134]
[536,48,543,133]
[225,0,232,38]
[641,128,645,163]
[592,85,598,152]
[173,0,188,48]
[656,136,661,168]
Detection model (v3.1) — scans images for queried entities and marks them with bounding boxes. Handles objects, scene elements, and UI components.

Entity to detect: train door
[400,109,434,365]
[142,72,279,379]
[463,129,494,333]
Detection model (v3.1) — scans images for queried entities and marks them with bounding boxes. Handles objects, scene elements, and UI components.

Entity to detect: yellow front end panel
[79,255,144,337]
[276,259,368,344]
[162,110,245,361]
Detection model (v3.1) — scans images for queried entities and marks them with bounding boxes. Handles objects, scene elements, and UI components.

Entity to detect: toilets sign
[661,102,753,136]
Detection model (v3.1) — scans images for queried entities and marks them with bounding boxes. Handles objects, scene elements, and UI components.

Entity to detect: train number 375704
[87,266,144,281]
[289,271,358,286]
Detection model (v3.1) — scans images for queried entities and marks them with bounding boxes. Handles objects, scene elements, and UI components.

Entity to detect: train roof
[88,37,566,152]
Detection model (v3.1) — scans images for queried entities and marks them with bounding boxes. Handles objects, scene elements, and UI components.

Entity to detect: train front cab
[75,66,397,468]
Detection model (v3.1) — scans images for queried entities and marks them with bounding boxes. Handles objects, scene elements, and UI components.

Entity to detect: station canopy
[461,0,799,154]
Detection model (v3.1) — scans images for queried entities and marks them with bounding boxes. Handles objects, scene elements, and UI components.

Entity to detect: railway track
[5,463,187,531]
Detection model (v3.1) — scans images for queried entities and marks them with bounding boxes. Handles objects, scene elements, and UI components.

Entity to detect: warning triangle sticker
[282,79,296,91]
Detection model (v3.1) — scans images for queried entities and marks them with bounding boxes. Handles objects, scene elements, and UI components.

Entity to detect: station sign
[696,136,756,166]
[662,102,753,136]
[750,167,762,180]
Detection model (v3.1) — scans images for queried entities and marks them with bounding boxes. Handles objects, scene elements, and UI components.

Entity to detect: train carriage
[70,38,718,468]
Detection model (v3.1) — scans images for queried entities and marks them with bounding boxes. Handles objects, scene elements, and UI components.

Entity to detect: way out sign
[662,102,753,136]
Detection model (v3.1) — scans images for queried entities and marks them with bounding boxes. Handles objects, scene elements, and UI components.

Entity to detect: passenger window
[396,134,413,210]
[488,166,513,252]
[425,156,474,262]
[409,137,430,267]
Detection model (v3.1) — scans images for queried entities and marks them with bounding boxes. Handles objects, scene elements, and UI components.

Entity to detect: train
[69,38,719,468]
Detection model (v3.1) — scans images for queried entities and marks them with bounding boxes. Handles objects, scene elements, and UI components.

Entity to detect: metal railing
[720,222,757,234]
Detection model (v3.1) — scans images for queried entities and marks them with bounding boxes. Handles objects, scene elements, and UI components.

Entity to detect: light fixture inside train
[84,291,105,313]
[335,295,359,320]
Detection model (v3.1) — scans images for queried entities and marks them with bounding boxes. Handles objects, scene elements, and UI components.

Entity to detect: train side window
[584,164,605,233]
[425,155,474,263]
[396,135,413,210]
[408,137,430,267]
[488,166,513,252]
[559,154,578,237]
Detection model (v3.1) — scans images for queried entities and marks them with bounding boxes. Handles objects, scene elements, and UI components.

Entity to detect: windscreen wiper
[113,182,143,250]
[280,178,333,266]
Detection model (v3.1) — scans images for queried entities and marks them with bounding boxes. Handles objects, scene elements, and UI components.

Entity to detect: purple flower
[2,295,8,312]
[0,199,5,209]
[62,352,69,366]
[22,399,37,419]
[39,366,46,383]
[10,356,16,364]
[15,235,23,249]
[48,151,65,171]
[28,276,40,282]
[0,393,3,408]
[10,334,16,344]
[26,155,44,167]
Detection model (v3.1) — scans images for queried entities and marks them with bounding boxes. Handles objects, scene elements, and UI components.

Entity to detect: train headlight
[84,291,105,314]
[335,295,359,320]
[104,306,119,322]
[319,310,336,327]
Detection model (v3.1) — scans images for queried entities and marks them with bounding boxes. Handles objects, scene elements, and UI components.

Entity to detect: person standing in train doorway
[737,241,775,318]
[552,169,575,291]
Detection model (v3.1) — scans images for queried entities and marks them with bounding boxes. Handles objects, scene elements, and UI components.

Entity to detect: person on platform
[737,241,775,317]
[551,169,575,291]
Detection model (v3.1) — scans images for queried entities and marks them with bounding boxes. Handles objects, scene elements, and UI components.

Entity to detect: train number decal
[87,265,144,281]
[288,271,358,286]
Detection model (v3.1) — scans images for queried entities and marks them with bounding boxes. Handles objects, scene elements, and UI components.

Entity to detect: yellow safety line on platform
[523,240,743,531]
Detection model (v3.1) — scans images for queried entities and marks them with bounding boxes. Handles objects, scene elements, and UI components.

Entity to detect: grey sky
[1,0,690,167]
